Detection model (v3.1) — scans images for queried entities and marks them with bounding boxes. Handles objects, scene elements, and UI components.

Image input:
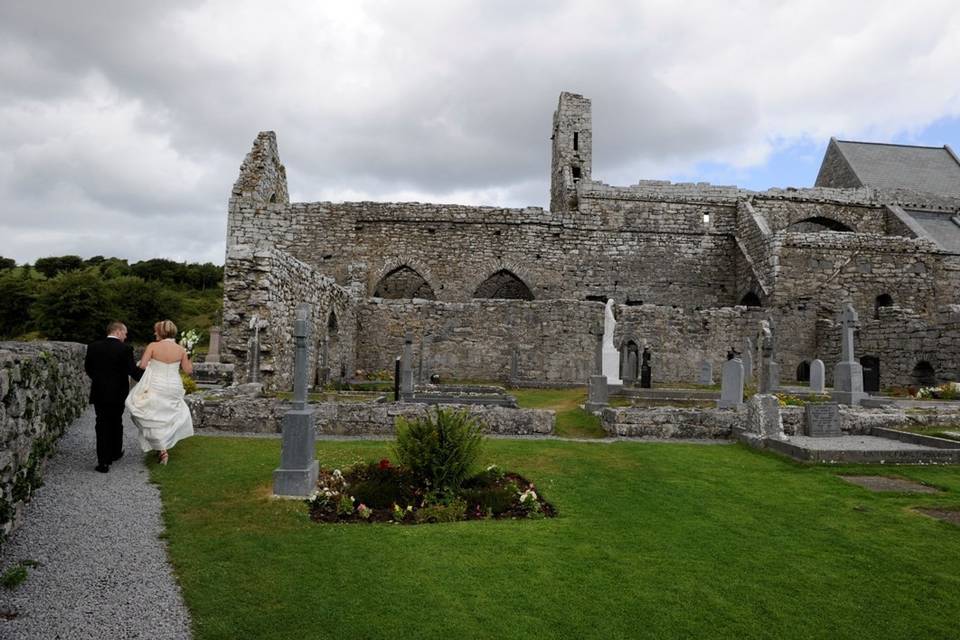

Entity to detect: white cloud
[1,0,958,264]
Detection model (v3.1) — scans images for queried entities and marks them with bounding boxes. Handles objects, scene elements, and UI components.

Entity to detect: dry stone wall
[0,342,89,541]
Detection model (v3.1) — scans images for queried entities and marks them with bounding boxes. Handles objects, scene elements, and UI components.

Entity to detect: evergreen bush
[394,407,484,495]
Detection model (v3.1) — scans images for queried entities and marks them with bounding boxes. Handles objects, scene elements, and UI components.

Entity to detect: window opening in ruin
[473,270,534,300]
[571,166,581,180]
[796,361,810,383]
[911,361,936,387]
[373,266,436,299]
[874,294,893,319]
[703,213,711,225]
[785,216,854,233]
[269,193,277,203]
[739,291,762,307]
[585,295,608,303]
[327,311,339,335]
[573,132,579,151]
[625,299,644,306]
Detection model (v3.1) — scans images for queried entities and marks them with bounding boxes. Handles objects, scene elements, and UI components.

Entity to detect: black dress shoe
[95,464,110,473]
[112,450,124,462]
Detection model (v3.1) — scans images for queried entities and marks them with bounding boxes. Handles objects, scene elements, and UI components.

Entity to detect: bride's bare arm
[138,343,153,369]
[180,348,193,375]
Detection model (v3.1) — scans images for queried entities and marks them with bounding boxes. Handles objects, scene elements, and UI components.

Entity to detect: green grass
[511,387,608,438]
[154,436,960,640]
[896,425,960,441]
[1,563,29,590]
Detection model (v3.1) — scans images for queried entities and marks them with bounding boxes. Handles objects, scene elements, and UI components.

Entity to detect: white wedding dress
[125,359,194,452]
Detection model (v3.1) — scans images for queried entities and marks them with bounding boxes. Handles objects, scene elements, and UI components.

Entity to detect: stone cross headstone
[831,303,866,405]
[206,325,221,363]
[809,359,825,394]
[510,347,519,383]
[247,315,268,384]
[758,318,780,393]
[698,359,713,385]
[742,337,754,382]
[273,303,318,497]
[400,331,414,401]
[601,300,623,384]
[640,348,652,389]
[590,322,604,375]
[805,403,841,437]
[717,357,744,408]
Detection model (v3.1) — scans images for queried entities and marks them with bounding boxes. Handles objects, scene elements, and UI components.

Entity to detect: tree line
[0,255,223,345]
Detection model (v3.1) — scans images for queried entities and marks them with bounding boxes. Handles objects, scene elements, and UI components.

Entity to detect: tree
[106,275,183,343]
[0,256,16,271]
[33,255,84,278]
[33,270,112,343]
[0,270,39,338]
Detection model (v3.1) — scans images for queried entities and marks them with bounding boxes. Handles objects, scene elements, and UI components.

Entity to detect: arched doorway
[620,340,640,384]
[739,291,762,307]
[911,361,936,388]
[796,360,810,383]
[860,355,880,393]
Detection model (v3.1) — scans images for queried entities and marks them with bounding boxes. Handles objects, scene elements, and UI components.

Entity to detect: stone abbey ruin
[221,92,960,394]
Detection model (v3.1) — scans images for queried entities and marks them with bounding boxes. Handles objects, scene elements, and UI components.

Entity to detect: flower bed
[306,460,556,524]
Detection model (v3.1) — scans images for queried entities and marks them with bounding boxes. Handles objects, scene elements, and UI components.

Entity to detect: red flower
[378,458,391,470]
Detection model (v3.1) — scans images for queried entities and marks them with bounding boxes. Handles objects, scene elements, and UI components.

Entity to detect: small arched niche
[796,360,810,383]
[373,266,436,299]
[739,291,762,307]
[911,361,937,387]
[473,269,534,300]
[785,216,854,233]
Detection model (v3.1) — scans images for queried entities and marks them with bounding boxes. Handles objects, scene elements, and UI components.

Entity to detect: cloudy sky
[2,1,958,265]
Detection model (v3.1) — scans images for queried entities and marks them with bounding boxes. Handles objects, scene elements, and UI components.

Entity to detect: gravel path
[0,407,192,640]
[785,434,940,451]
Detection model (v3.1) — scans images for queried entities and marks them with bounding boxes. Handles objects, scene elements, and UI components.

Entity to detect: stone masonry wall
[0,342,89,542]
[187,396,553,436]
[221,245,356,392]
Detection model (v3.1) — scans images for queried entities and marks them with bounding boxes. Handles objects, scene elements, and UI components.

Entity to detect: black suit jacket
[84,337,143,405]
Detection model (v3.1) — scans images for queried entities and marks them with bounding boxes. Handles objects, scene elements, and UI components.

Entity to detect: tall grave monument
[273,304,319,497]
[602,300,623,385]
[832,303,867,406]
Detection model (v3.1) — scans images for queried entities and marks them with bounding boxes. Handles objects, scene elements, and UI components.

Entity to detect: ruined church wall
[228,200,740,308]
[771,233,941,317]
[750,199,887,234]
[221,245,356,392]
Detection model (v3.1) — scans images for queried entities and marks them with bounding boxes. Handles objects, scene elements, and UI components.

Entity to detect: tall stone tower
[550,92,592,212]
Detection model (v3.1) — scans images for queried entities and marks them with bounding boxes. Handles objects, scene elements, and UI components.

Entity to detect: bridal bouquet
[179,328,202,356]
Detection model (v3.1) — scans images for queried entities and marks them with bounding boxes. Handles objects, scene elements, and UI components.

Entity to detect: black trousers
[93,402,125,466]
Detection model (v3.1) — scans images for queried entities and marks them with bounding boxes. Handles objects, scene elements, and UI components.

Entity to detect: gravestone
[510,348,519,383]
[742,337,754,381]
[393,356,401,401]
[247,315,268,383]
[809,359,825,393]
[698,360,713,385]
[400,331,414,401]
[805,403,841,437]
[717,358,744,409]
[585,322,608,412]
[758,318,779,393]
[832,303,867,406]
[640,348,652,388]
[273,304,318,497]
[601,300,623,384]
[206,325,221,363]
[623,349,638,385]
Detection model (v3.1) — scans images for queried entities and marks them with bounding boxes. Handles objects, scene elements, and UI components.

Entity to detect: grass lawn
[511,387,629,438]
[154,436,960,640]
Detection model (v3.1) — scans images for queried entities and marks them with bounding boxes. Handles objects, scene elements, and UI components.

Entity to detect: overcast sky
[2,1,959,265]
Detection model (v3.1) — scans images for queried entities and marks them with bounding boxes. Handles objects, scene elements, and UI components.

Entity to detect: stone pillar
[717,358,744,409]
[400,331,414,401]
[585,322,608,412]
[809,359,826,394]
[273,303,318,497]
[206,326,221,363]
[832,303,867,406]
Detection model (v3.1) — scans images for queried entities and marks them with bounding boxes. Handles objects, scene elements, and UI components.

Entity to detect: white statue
[602,299,623,384]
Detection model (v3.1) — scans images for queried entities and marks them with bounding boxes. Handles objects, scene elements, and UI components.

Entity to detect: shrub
[181,372,199,395]
[351,463,416,510]
[394,407,484,495]
[413,498,467,524]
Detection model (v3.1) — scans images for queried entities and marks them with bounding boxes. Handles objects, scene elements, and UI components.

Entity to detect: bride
[126,320,195,465]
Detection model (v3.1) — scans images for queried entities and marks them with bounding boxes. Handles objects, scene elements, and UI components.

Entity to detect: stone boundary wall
[186,396,553,436]
[0,342,89,542]
[601,406,741,439]
[221,245,356,392]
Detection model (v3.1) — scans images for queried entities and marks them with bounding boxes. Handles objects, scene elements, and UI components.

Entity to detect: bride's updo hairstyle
[154,320,178,340]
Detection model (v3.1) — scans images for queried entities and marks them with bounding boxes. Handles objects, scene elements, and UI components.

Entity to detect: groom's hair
[106,321,126,335]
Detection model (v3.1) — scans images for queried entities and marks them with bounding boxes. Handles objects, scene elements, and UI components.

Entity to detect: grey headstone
[590,322,604,375]
[510,348,519,381]
[746,394,784,439]
[273,409,319,497]
[585,374,609,412]
[805,403,841,437]
[400,331,414,400]
[809,359,825,393]
[717,358,744,408]
[832,304,867,406]
[760,361,780,394]
[698,360,713,385]
[624,350,637,384]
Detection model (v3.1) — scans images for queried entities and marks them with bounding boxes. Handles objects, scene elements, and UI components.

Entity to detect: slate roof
[900,209,960,253]
[826,139,960,197]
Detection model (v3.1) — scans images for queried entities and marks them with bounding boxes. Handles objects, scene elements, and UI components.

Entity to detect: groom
[84,321,143,473]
